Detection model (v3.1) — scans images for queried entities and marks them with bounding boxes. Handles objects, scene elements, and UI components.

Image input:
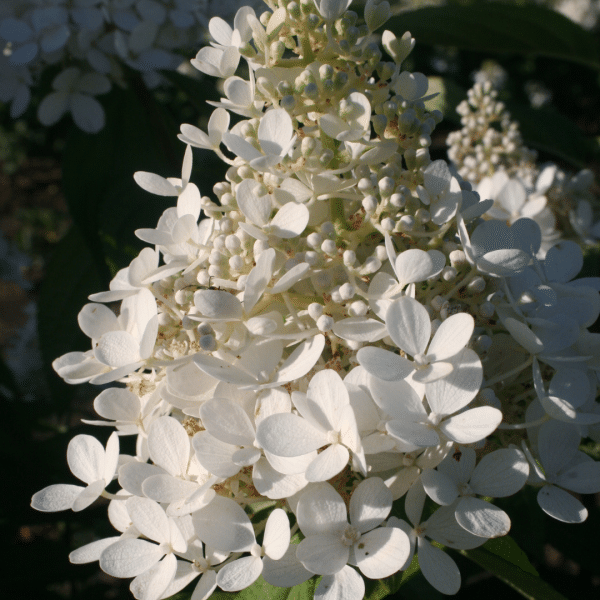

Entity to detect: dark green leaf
[364,554,420,600]
[387,4,600,70]
[460,536,567,600]
[37,225,105,407]
[504,102,595,167]
[62,76,182,277]
[209,573,317,600]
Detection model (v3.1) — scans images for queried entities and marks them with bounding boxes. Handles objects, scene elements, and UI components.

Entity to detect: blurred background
[2,1,600,599]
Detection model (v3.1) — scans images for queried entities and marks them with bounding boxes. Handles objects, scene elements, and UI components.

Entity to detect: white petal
[439,407,502,444]
[297,482,348,536]
[78,303,120,340]
[67,434,105,484]
[270,262,311,294]
[253,458,308,499]
[193,496,255,552]
[70,93,105,133]
[417,538,460,595]
[235,178,271,226]
[411,361,454,384]
[199,398,255,446]
[504,317,544,354]
[537,485,587,523]
[258,108,293,154]
[270,202,309,239]
[69,537,120,564]
[148,416,190,477]
[37,91,68,125]
[306,369,349,430]
[144,553,177,600]
[395,249,436,285]
[537,420,580,476]
[94,388,140,422]
[349,477,392,533]
[385,296,430,356]
[262,544,313,588]
[191,571,218,600]
[555,460,600,494]
[126,497,170,543]
[243,247,275,313]
[357,346,414,381]
[134,171,177,196]
[192,431,239,478]
[232,447,262,466]
[544,240,583,283]
[425,348,482,415]
[296,534,348,575]
[118,461,165,496]
[217,556,263,591]
[333,318,387,342]
[142,475,199,503]
[470,448,529,497]
[193,354,257,386]
[72,479,105,512]
[100,538,164,577]
[314,566,365,600]
[305,444,349,482]
[263,508,291,560]
[256,413,329,457]
[31,484,83,512]
[355,527,410,578]
[194,289,243,320]
[387,420,440,448]
[479,248,530,276]
[455,497,511,538]
[94,331,140,367]
[268,334,326,386]
[427,312,474,362]
[420,469,459,506]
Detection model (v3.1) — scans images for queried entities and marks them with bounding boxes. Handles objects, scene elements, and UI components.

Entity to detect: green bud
[304,82,319,99]
[277,81,293,96]
[333,70,348,90]
[383,101,398,120]
[372,114,388,136]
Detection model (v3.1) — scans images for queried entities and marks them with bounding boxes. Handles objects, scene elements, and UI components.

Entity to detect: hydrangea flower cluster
[0,0,260,132]
[448,80,600,250]
[31,1,600,598]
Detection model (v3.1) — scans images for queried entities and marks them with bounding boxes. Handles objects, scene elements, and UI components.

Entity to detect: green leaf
[61,76,182,278]
[208,573,317,600]
[364,554,420,600]
[387,4,600,70]
[460,535,568,600]
[37,225,105,407]
[162,70,222,113]
[504,102,595,167]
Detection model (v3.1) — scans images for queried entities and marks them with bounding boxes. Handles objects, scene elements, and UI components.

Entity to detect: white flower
[524,421,600,523]
[295,478,410,600]
[222,108,297,171]
[421,447,529,537]
[37,67,110,133]
[358,295,475,383]
[31,432,119,512]
[256,369,366,482]
[100,497,187,600]
[388,477,486,595]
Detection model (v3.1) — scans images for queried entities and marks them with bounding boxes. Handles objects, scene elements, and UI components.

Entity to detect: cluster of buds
[448,80,600,251]
[0,0,261,131]
[32,1,600,599]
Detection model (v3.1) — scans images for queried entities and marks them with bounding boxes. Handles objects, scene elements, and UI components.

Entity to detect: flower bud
[317,314,334,332]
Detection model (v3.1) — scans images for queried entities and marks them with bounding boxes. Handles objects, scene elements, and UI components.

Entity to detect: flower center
[341,525,361,546]
[413,353,430,368]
